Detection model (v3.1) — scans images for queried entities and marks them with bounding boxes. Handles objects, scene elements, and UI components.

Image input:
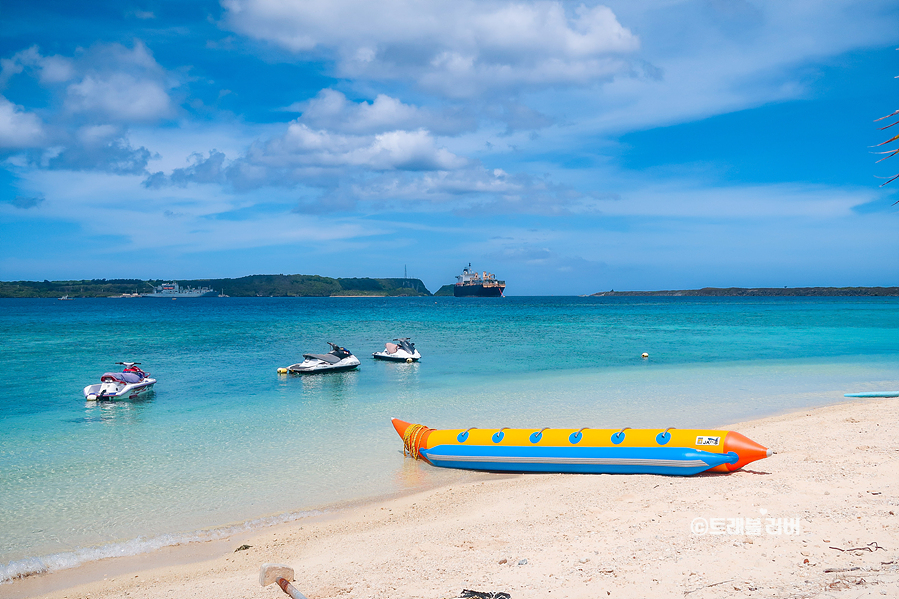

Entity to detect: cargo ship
[454,264,505,297]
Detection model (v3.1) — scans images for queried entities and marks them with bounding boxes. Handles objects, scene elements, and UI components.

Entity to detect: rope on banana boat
[402,423,429,460]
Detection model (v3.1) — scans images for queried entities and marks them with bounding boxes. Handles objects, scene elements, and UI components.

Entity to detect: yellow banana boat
[392,419,772,476]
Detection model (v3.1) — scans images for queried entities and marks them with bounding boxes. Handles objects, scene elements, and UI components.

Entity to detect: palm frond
[875,148,899,163]
[874,133,899,147]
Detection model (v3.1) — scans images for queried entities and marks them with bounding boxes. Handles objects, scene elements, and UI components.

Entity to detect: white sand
[4,397,899,599]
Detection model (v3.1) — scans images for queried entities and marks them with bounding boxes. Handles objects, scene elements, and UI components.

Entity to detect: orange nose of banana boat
[392,418,432,461]
[714,431,773,472]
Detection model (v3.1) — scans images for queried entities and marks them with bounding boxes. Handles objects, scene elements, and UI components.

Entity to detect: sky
[1,0,897,295]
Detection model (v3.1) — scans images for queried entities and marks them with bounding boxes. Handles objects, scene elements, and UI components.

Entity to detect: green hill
[0,275,431,298]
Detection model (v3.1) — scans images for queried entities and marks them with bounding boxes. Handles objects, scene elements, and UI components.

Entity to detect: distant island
[4,279,897,299]
[590,287,899,297]
[0,274,431,298]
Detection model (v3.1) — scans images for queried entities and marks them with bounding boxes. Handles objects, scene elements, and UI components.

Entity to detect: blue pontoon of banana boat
[282,342,360,374]
[372,337,421,362]
[84,362,156,400]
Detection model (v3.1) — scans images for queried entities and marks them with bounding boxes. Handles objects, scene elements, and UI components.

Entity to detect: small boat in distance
[58,295,74,300]
[280,342,361,374]
[373,338,421,362]
[454,264,505,297]
[84,362,156,400]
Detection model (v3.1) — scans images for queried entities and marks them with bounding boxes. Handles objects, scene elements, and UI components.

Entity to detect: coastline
[4,395,898,599]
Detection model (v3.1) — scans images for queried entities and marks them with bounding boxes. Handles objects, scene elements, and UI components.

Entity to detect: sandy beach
[4,396,898,599]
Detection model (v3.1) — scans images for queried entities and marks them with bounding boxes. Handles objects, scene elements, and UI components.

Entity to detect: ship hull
[141,290,218,298]
[453,284,504,297]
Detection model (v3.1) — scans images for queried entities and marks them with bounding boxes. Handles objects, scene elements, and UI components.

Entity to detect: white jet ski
[84,362,156,400]
[284,342,361,374]
[372,337,421,362]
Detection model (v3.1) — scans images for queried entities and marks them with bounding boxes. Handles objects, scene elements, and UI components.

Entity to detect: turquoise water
[1,296,898,581]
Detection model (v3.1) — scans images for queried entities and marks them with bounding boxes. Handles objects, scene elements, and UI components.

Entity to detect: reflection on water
[379,360,421,386]
[294,370,360,399]
[81,391,155,423]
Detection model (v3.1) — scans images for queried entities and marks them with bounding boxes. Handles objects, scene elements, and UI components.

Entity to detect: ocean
[1,295,898,582]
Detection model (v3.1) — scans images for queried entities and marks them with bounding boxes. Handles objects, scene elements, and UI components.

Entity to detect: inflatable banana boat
[391,419,772,476]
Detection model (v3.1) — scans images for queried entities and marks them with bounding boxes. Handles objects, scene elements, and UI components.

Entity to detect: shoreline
[3,395,899,599]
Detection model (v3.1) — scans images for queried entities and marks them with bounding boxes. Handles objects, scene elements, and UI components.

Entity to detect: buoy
[277,367,288,374]
[641,352,649,358]
[406,358,413,363]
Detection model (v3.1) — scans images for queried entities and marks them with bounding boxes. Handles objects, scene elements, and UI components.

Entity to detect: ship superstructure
[141,282,217,298]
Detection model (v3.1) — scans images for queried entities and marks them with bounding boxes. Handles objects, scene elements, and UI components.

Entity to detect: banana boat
[391,419,772,476]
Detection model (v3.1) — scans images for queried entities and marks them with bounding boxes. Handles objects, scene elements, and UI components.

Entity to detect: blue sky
[1,0,897,295]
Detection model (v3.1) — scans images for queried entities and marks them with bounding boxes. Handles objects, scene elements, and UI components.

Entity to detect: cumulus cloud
[3,42,175,125]
[63,42,174,122]
[145,124,469,190]
[0,45,75,87]
[288,89,476,135]
[66,73,172,122]
[144,150,228,188]
[0,41,175,173]
[222,0,639,96]
[0,96,44,148]
[47,125,155,174]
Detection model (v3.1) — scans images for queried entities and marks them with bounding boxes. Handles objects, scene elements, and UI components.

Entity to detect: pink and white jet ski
[372,338,421,362]
[83,362,156,400]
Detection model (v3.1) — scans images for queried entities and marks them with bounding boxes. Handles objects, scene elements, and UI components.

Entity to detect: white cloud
[554,0,899,135]
[66,73,172,121]
[295,90,423,133]
[0,95,43,148]
[0,46,75,87]
[3,42,176,124]
[0,42,176,173]
[143,120,471,196]
[60,41,175,122]
[223,0,639,96]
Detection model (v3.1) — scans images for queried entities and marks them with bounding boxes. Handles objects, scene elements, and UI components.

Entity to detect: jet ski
[283,342,361,374]
[84,362,156,400]
[372,337,421,362]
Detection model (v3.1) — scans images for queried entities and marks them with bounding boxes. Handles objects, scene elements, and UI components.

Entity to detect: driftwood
[828,542,885,552]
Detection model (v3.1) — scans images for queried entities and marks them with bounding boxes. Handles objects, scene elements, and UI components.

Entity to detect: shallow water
[1,296,897,581]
